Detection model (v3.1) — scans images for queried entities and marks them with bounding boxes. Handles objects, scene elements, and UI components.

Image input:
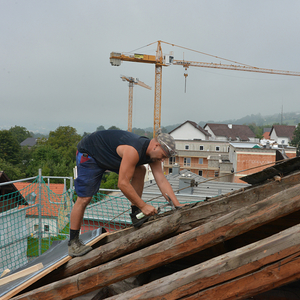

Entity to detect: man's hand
[140,203,158,216]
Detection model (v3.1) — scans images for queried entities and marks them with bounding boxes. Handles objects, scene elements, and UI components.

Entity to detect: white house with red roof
[15,182,72,239]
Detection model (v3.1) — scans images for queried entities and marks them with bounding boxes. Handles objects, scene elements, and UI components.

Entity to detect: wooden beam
[176,170,300,233]
[12,183,300,300]
[1,232,110,300]
[0,264,43,287]
[106,223,300,299]
[27,212,182,288]
[0,270,10,278]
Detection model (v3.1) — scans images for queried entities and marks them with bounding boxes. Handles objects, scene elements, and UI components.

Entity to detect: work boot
[68,237,92,257]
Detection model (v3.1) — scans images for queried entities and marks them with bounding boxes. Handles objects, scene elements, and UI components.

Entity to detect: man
[68,129,183,257]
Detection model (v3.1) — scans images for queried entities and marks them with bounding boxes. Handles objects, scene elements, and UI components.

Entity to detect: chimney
[172,164,180,175]
[178,173,194,194]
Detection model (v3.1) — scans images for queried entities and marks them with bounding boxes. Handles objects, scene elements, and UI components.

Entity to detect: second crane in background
[120,75,151,132]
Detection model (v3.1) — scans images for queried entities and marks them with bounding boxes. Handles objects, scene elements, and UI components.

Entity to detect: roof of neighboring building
[204,123,256,141]
[20,137,37,147]
[0,172,27,210]
[169,120,210,137]
[270,125,296,140]
[230,142,261,149]
[84,170,249,224]
[15,182,66,218]
[263,131,270,139]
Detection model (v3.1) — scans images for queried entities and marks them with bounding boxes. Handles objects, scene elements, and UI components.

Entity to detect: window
[199,170,203,176]
[169,168,172,174]
[44,225,49,232]
[169,157,175,165]
[184,157,191,166]
[216,146,220,151]
[215,171,219,177]
[34,224,39,231]
[199,158,203,164]
[200,145,204,151]
[185,144,189,150]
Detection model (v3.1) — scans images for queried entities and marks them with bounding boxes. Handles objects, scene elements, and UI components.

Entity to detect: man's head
[156,133,177,158]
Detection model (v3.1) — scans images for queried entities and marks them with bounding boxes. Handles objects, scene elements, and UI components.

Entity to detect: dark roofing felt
[270,125,296,140]
[204,123,256,141]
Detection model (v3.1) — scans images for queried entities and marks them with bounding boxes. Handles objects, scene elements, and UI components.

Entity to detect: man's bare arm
[117,145,157,215]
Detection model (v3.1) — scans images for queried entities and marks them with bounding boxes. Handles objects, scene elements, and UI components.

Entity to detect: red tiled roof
[263,132,270,139]
[15,182,66,218]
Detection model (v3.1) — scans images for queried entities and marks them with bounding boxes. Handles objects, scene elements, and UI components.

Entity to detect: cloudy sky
[1,1,300,134]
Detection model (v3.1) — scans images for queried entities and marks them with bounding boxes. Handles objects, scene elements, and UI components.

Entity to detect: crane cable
[128,40,257,68]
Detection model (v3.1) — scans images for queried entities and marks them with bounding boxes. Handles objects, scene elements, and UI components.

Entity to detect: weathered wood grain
[106,223,300,300]
[26,211,182,290]
[12,183,300,300]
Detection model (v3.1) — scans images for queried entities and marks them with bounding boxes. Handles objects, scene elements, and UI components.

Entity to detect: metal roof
[84,170,249,226]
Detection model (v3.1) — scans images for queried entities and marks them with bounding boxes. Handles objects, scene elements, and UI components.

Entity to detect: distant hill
[142,112,300,134]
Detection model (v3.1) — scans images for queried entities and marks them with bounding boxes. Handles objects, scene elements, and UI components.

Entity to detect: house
[15,182,72,239]
[163,139,233,181]
[0,172,28,273]
[166,121,233,180]
[269,124,296,146]
[0,171,27,213]
[204,123,258,142]
[169,120,210,140]
[20,137,37,148]
[229,142,297,183]
[166,121,258,181]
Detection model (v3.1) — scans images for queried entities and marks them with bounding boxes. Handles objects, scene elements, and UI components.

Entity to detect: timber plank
[176,170,300,233]
[105,224,300,300]
[35,211,182,286]
[0,264,43,287]
[0,229,107,300]
[11,183,300,300]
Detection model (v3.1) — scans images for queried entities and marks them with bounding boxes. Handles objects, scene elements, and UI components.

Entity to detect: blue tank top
[77,130,151,171]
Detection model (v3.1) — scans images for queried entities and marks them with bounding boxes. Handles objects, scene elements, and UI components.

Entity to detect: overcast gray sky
[1,0,300,134]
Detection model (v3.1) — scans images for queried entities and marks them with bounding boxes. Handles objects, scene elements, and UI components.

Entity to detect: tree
[108,126,121,130]
[46,126,81,164]
[100,172,119,190]
[96,125,105,131]
[26,145,71,178]
[291,123,300,156]
[0,158,25,180]
[9,125,32,143]
[0,130,21,165]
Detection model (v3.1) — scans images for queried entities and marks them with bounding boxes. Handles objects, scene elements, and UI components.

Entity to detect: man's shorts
[74,151,106,197]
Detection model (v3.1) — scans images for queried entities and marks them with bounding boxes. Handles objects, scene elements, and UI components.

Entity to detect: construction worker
[68,129,183,257]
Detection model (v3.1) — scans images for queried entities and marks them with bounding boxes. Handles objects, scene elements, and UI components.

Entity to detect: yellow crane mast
[121,75,151,132]
[110,41,300,137]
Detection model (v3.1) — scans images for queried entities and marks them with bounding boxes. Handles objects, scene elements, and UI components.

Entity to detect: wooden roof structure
[3,156,300,299]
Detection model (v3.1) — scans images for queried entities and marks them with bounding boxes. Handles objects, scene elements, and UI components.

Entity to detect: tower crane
[120,75,151,132]
[110,40,300,137]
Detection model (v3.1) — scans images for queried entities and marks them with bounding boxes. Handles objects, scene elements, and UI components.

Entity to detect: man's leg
[69,152,104,257]
[68,196,93,257]
[70,196,92,230]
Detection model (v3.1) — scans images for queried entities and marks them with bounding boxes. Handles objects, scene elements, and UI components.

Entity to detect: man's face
[149,144,169,163]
